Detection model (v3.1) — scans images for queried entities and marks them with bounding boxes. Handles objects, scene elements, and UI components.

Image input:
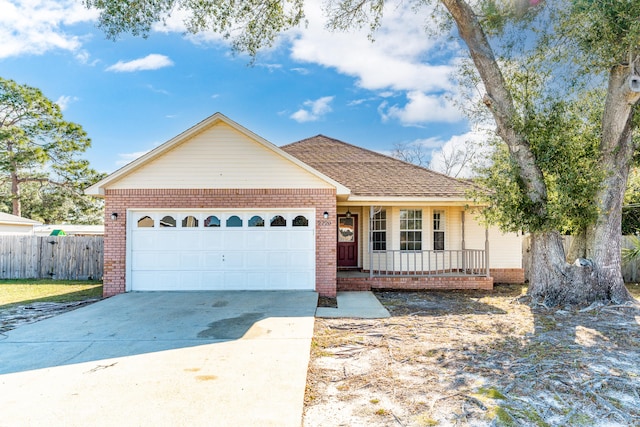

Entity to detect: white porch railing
[370,249,488,277]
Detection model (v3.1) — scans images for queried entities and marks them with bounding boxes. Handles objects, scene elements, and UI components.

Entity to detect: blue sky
[0,0,479,175]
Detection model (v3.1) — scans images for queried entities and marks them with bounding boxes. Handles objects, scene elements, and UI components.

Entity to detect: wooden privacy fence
[523,235,640,283]
[0,236,103,280]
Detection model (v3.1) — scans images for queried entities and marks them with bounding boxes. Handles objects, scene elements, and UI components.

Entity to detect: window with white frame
[433,210,445,250]
[372,209,386,250]
[400,209,422,251]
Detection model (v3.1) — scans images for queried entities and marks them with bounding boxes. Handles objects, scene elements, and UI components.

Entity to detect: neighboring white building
[0,212,42,235]
[34,224,104,236]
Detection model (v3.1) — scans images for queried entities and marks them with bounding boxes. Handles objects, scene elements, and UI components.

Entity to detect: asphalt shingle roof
[281,135,475,198]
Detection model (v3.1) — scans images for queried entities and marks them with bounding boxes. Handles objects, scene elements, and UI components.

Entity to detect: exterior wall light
[111,212,118,220]
[323,212,329,219]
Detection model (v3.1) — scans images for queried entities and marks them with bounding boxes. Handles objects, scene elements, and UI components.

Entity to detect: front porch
[337,248,494,291]
[334,205,509,292]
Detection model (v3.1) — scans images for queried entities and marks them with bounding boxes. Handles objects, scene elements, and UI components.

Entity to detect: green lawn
[0,279,103,309]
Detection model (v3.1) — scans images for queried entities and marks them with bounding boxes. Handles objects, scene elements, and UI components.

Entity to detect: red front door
[337,215,358,267]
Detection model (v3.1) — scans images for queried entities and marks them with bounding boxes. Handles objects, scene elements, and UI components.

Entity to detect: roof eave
[341,196,477,206]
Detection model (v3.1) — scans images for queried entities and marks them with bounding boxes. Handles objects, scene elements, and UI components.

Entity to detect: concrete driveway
[0,291,317,427]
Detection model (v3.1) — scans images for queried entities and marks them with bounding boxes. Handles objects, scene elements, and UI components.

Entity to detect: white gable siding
[107,123,333,190]
[0,224,35,235]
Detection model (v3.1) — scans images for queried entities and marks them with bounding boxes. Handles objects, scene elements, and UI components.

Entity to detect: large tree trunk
[443,0,637,306]
[586,66,638,303]
[8,140,21,217]
[528,231,602,305]
[529,68,637,305]
[11,170,21,217]
[566,228,587,263]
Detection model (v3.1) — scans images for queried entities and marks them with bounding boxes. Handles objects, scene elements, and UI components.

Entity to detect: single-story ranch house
[86,113,524,297]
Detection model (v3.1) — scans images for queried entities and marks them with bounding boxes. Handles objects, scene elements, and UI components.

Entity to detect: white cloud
[428,131,493,178]
[106,54,174,72]
[141,0,464,127]
[0,0,98,58]
[379,91,463,125]
[282,1,466,126]
[116,150,150,166]
[287,1,456,94]
[55,95,78,111]
[291,67,309,75]
[256,63,282,72]
[290,96,334,122]
[75,49,100,66]
[146,84,170,95]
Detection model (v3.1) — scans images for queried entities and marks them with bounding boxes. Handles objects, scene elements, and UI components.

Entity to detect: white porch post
[369,205,374,279]
[461,211,466,272]
[485,226,490,277]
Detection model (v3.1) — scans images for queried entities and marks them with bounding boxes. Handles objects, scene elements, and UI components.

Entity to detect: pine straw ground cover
[304,284,640,427]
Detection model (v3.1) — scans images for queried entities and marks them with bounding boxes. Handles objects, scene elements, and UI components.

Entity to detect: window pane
[372,209,386,250]
[249,215,264,227]
[433,211,442,231]
[226,215,242,227]
[204,216,220,227]
[182,215,198,227]
[373,231,386,250]
[434,231,445,251]
[137,216,154,228]
[160,216,176,227]
[293,215,309,227]
[270,215,286,227]
[400,209,422,251]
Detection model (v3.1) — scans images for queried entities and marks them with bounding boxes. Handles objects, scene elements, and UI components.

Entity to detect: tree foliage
[475,92,604,234]
[84,0,305,56]
[0,77,105,224]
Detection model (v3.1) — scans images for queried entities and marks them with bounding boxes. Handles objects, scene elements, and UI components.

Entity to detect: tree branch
[441,0,548,217]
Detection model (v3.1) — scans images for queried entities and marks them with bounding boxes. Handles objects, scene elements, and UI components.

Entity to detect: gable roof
[0,212,41,226]
[281,135,476,200]
[86,113,349,196]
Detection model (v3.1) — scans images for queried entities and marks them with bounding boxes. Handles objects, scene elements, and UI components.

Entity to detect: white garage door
[128,210,316,291]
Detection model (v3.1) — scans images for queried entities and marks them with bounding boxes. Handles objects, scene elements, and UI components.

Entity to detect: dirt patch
[304,284,640,426]
[318,296,338,308]
[0,300,100,333]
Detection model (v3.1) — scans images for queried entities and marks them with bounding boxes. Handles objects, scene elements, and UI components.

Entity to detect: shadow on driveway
[0,291,318,375]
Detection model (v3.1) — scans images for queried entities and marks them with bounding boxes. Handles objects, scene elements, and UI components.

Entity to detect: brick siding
[337,275,494,291]
[104,188,337,297]
[336,268,525,292]
[490,268,525,284]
